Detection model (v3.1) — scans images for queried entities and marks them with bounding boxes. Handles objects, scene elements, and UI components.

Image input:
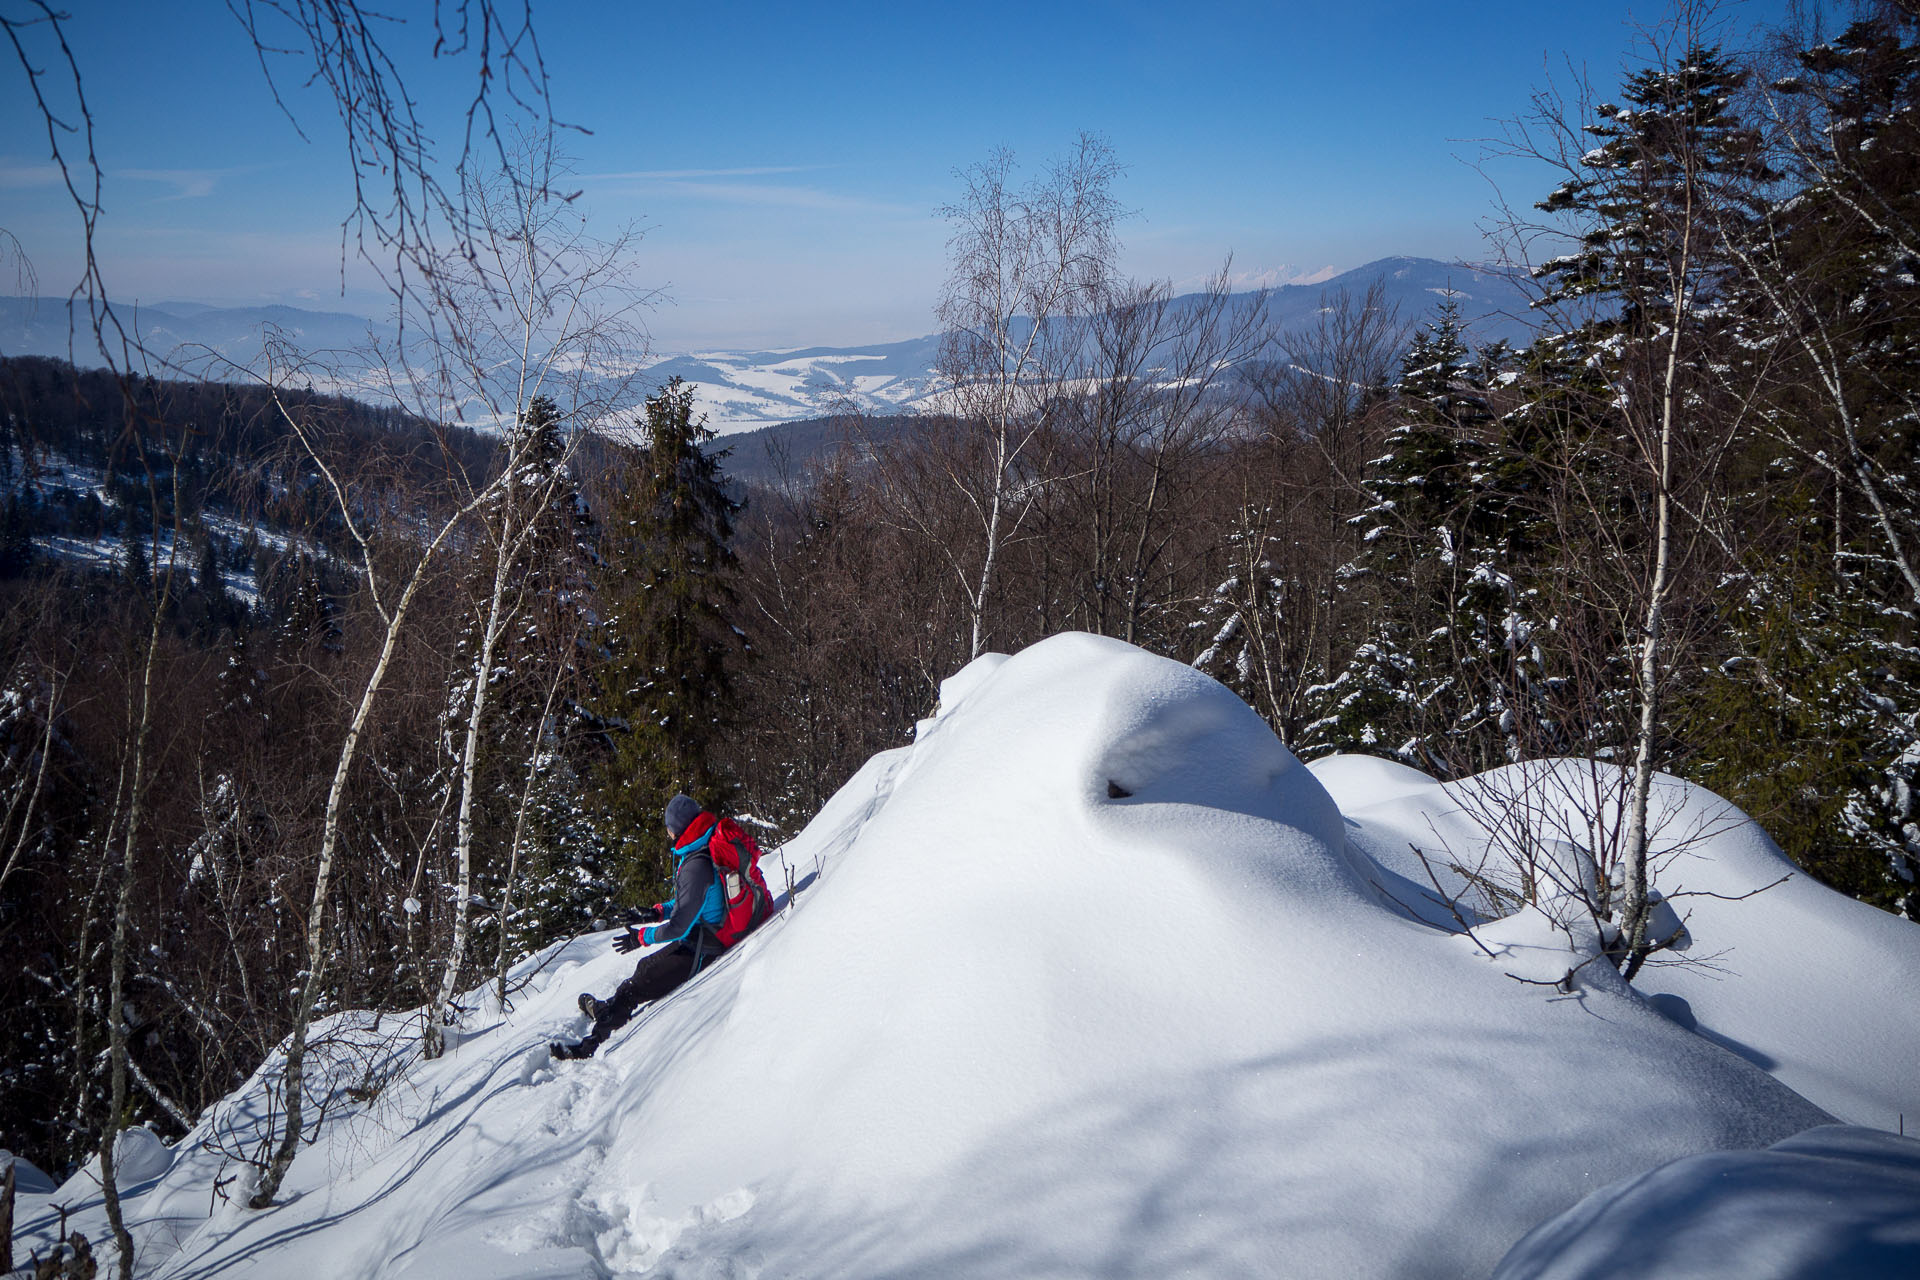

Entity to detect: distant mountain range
[0,297,388,380]
[0,257,1538,435]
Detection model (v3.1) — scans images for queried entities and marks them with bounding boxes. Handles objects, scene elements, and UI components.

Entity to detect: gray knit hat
[664,792,701,839]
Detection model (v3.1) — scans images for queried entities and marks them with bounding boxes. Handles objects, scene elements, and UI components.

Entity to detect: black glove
[623,904,664,925]
[611,927,644,954]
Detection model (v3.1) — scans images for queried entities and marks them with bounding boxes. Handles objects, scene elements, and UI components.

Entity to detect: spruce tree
[1533,46,1770,322]
[1327,297,1549,774]
[0,490,34,578]
[1190,503,1340,754]
[591,378,745,898]
[1698,11,1920,915]
[487,394,617,949]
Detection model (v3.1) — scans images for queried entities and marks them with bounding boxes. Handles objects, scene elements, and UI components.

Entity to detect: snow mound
[1315,753,1920,1129]
[17,636,1869,1278]
[1306,750,1445,809]
[2,1149,58,1196]
[56,1125,175,1203]
[1491,1124,1920,1279]
[104,1127,173,1187]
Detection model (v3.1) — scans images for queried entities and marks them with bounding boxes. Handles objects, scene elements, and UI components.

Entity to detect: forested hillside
[723,8,1920,927]
[2,2,1917,1251]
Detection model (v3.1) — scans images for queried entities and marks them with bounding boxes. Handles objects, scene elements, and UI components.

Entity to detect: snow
[66,1127,174,1194]
[1313,754,1920,1131]
[658,348,940,434]
[1490,1124,1920,1279]
[2,1149,59,1196]
[13,634,1917,1278]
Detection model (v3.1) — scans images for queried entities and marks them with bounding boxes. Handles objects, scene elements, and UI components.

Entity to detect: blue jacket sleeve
[644,855,716,948]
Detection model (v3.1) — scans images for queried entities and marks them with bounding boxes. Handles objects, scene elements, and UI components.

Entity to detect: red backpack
[705,816,774,948]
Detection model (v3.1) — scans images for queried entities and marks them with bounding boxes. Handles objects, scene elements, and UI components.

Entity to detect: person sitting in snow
[551,792,773,1060]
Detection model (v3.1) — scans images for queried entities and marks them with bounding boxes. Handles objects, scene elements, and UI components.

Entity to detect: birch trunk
[1618,213,1690,984]
[250,496,483,1208]
[100,609,161,1278]
[426,499,517,1058]
[969,424,1010,659]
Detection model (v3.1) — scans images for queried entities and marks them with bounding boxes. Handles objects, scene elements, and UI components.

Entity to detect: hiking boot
[551,1036,600,1061]
[577,992,604,1021]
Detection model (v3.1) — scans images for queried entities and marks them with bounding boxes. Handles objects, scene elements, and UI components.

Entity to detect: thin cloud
[649,179,909,213]
[1222,264,1342,289]
[119,168,234,199]
[581,165,912,215]
[0,161,62,189]
[580,165,821,181]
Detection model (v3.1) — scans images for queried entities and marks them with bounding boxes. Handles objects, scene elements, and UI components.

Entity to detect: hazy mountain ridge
[632,257,1535,433]
[0,256,1537,434]
[0,296,385,374]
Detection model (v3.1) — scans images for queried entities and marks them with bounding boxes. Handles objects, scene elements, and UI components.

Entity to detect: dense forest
[1,0,1916,1223]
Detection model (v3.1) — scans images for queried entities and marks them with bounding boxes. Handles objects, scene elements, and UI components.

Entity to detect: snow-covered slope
[1312,753,1920,1130]
[20,635,1914,1278]
[637,337,944,434]
[594,258,1537,434]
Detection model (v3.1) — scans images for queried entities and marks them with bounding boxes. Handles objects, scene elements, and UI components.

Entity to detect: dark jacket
[638,812,726,952]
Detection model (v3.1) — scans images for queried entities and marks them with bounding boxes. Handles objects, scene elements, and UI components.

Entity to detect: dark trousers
[582,941,701,1049]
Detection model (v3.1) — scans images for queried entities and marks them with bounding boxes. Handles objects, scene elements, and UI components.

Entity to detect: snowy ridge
[3,259,1537,435]
[586,257,1536,435]
[7,442,338,603]
[636,338,945,435]
[13,634,1918,1278]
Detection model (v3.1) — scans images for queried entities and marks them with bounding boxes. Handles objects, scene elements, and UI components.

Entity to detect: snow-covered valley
[8,634,1917,1278]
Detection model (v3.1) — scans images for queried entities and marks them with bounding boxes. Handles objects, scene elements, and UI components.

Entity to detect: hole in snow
[1106,780,1134,799]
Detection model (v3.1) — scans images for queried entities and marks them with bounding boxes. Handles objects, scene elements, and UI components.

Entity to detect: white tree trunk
[426,504,518,1058]
[1619,217,1690,983]
[251,479,488,1208]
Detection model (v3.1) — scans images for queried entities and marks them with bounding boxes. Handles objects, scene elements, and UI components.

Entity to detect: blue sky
[4,1,1796,351]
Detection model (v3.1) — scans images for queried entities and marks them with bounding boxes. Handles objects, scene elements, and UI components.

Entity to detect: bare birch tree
[1061,266,1271,646]
[934,134,1123,657]
[1491,4,1776,976]
[416,152,645,1059]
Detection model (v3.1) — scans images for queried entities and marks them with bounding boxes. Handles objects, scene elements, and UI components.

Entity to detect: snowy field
[7,633,1918,1278]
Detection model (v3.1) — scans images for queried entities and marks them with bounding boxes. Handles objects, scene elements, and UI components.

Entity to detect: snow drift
[15,632,1915,1279]
[1313,752,1920,1131]
[1490,1124,1920,1279]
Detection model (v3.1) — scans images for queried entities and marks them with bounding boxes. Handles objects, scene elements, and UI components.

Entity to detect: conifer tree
[1520,36,1773,973]
[1328,298,1548,774]
[482,394,616,954]
[1190,502,1340,753]
[1533,46,1769,319]
[591,378,745,897]
[425,392,614,1050]
[1780,10,1920,919]
[1702,8,1920,915]
[0,491,34,578]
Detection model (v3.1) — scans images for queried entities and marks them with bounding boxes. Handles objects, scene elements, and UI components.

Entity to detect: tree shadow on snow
[645,1024,1816,1280]
[172,1046,609,1278]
